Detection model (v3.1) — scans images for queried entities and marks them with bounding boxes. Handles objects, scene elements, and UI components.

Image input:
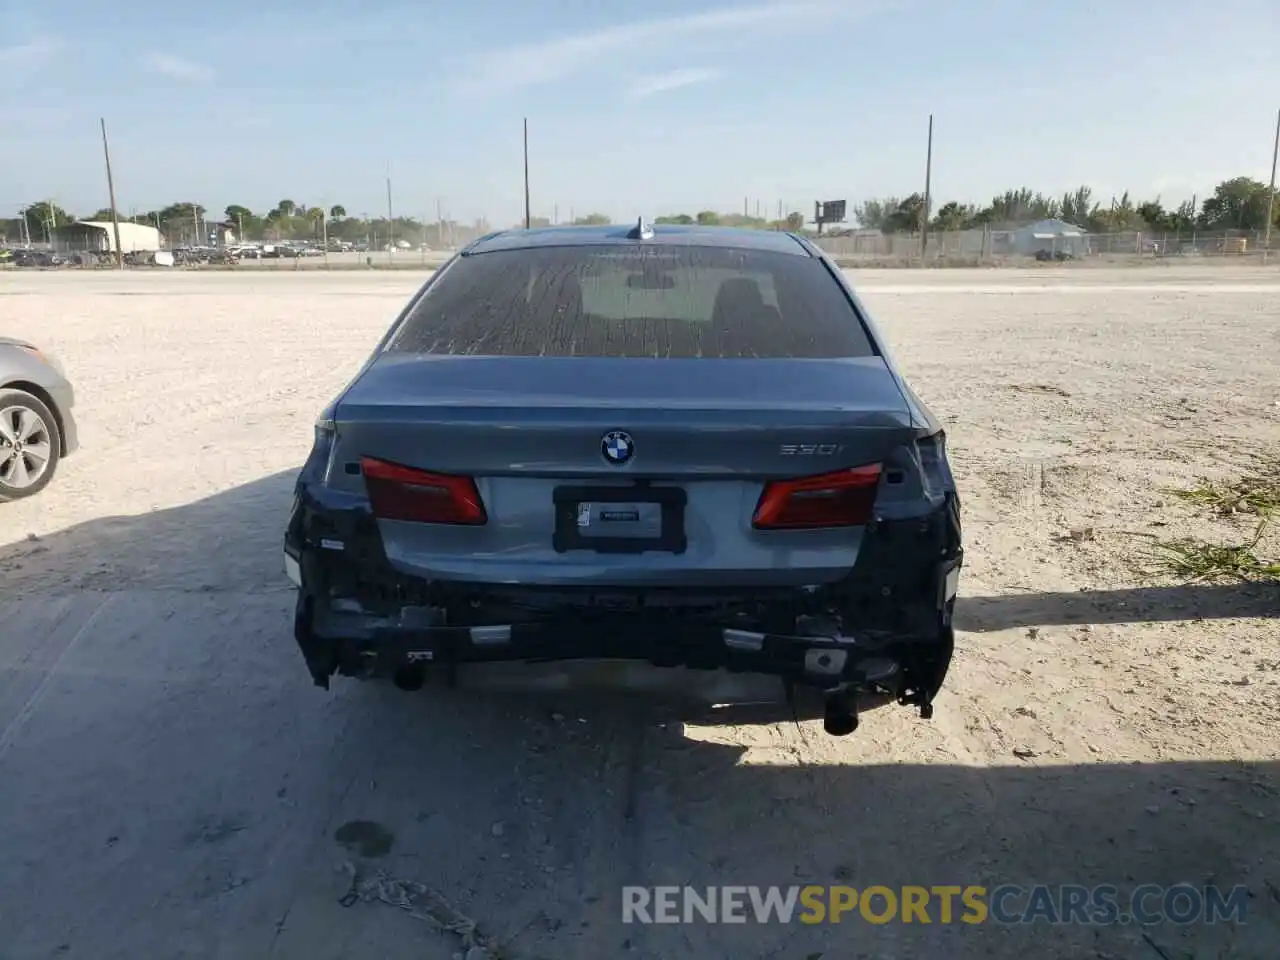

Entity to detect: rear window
[384,245,876,358]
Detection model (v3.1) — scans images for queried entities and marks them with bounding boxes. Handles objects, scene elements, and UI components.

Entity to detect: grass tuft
[1151,464,1280,582]
[1168,466,1280,518]
[1150,520,1280,583]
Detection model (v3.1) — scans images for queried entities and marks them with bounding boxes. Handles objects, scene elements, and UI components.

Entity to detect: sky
[1,0,1278,226]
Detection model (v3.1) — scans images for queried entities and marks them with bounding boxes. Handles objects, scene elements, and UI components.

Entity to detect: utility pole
[1264,107,1279,263]
[437,197,443,247]
[192,203,200,248]
[523,118,531,229]
[322,209,329,268]
[920,113,933,262]
[99,118,124,268]
[386,167,395,261]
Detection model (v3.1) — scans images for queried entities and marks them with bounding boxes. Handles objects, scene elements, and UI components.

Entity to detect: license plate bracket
[553,485,687,554]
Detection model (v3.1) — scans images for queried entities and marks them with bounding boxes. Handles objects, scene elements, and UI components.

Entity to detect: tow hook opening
[823,692,859,736]
[393,664,426,691]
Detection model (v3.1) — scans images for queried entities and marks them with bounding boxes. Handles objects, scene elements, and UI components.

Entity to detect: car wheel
[0,389,61,501]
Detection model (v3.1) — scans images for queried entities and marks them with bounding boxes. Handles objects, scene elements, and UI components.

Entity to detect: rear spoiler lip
[331,356,916,426]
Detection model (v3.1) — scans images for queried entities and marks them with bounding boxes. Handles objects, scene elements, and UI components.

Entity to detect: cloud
[144,53,213,82]
[458,1,861,94]
[630,67,721,99]
[0,37,60,73]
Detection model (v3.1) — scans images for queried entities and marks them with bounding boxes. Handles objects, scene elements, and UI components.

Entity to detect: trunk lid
[332,355,913,478]
[327,355,918,587]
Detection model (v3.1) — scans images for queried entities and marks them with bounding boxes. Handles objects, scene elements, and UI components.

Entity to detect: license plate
[553,485,687,554]
[575,501,663,539]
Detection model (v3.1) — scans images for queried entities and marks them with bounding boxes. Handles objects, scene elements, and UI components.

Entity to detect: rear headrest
[714,278,765,312]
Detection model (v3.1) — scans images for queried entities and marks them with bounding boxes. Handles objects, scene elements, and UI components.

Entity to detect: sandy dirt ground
[1,267,1278,959]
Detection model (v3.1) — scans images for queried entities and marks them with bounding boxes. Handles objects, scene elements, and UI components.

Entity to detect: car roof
[463,223,814,257]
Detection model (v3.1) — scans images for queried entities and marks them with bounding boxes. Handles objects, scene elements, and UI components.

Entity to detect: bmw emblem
[601,430,634,465]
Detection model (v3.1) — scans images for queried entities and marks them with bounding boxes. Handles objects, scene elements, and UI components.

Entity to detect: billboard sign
[815,200,846,224]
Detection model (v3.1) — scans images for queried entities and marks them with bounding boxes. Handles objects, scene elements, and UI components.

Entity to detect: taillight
[16,343,47,362]
[915,431,950,499]
[752,464,883,530]
[360,457,487,525]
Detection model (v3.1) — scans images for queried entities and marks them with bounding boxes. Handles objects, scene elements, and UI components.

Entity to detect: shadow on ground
[1,474,1277,960]
[960,582,1279,630]
[0,471,297,595]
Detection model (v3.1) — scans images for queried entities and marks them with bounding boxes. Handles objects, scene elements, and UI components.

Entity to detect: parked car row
[0,244,336,269]
[2,248,177,268]
[171,246,241,265]
[2,248,70,268]
[1,239,375,268]
[228,241,327,260]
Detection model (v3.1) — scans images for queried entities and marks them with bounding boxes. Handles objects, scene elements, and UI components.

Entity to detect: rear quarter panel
[823,258,941,432]
[0,344,68,393]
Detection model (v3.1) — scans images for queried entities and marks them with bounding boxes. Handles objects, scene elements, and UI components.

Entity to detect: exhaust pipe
[393,664,426,691]
[823,693,858,736]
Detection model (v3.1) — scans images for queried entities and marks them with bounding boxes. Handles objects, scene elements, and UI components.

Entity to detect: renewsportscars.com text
[621,884,1249,926]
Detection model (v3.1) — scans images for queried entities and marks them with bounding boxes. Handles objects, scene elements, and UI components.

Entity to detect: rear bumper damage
[284,483,962,728]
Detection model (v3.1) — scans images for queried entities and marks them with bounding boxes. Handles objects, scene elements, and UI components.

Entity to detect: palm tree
[276,199,296,218]
[329,205,346,220]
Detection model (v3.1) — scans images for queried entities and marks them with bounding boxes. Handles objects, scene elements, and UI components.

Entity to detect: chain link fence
[4,214,1276,269]
[812,228,1275,265]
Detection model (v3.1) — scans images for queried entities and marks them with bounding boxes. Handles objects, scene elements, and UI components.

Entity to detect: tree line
[855,176,1277,235]
[4,175,1275,246]
[517,176,1277,237]
[523,177,1275,237]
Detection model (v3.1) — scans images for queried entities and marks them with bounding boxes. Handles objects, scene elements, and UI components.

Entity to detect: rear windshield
[384,244,876,358]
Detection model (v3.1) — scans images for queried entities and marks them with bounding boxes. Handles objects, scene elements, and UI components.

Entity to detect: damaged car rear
[284,222,962,735]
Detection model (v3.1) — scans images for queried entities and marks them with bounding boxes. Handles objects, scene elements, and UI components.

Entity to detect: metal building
[1009,218,1089,257]
[53,221,164,254]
